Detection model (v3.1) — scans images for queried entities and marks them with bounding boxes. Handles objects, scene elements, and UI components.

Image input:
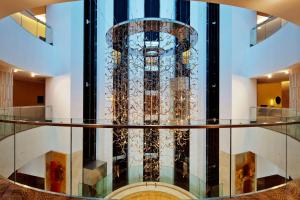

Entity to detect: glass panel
[231,123,287,196]
[287,116,300,186]
[0,117,298,199]
[0,120,15,183]
[70,118,84,197]
[14,118,72,195]
[219,125,231,198]
[250,17,288,46]
[10,11,53,45]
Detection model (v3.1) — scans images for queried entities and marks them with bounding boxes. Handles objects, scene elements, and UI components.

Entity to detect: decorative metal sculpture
[104,18,199,181]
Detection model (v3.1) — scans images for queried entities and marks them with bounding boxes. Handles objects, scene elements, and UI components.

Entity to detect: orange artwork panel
[45,151,67,193]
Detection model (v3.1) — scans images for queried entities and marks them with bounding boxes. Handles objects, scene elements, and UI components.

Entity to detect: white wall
[219,6,300,78]
[220,5,233,120]
[220,6,257,120]
[47,4,71,76]
[0,17,56,76]
[230,75,257,155]
[18,154,45,178]
[46,75,71,118]
[218,6,293,189]
[256,155,285,179]
[232,75,257,120]
[70,1,84,119]
[231,8,256,76]
[246,23,300,77]
[46,1,83,120]
[0,126,68,178]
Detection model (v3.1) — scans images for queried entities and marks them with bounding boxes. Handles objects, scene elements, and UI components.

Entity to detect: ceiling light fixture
[267,74,272,79]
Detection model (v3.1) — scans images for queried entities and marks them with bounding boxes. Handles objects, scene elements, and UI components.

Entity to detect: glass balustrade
[0,117,299,199]
[250,17,287,46]
[249,107,300,141]
[0,106,52,140]
[10,11,53,45]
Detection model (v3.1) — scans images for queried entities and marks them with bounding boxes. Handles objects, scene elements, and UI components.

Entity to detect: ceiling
[0,0,300,24]
[13,70,46,83]
[191,0,300,26]
[0,60,47,83]
[0,0,74,19]
[256,73,289,84]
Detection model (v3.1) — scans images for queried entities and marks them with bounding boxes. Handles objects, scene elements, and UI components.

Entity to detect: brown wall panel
[13,79,45,107]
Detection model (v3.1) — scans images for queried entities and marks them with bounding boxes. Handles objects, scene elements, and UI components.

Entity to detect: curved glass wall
[10,11,53,45]
[0,117,299,199]
[250,17,287,46]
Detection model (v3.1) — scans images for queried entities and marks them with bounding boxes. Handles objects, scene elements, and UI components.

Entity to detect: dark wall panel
[83,0,97,165]
[174,0,190,190]
[206,3,220,197]
[114,0,128,24]
[176,0,190,24]
[145,0,160,18]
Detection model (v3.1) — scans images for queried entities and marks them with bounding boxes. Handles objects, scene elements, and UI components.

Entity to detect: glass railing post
[70,118,73,196]
[229,119,232,198]
[285,117,288,187]
[13,121,16,183]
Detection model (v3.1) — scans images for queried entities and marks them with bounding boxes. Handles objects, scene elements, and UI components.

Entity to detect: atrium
[0,0,300,199]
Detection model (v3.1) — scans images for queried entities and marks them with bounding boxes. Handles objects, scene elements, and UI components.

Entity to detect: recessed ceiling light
[35,14,46,23]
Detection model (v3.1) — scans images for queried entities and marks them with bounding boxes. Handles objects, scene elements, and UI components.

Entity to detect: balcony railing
[0,106,52,139]
[250,17,287,46]
[0,116,299,199]
[250,106,300,142]
[250,106,297,122]
[10,10,53,45]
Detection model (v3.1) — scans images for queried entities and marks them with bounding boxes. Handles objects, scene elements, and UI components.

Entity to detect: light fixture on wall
[13,69,19,73]
[270,99,274,106]
[31,73,36,77]
[267,74,272,79]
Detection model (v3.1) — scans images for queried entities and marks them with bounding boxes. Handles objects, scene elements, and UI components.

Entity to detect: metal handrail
[250,16,288,46]
[0,117,299,129]
[254,16,277,29]
[10,11,53,45]
[22,10,51,29]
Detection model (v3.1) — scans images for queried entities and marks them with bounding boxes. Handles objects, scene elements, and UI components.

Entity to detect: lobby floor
[0,178,299,200]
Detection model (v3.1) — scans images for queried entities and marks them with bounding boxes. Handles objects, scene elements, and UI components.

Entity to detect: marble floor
[0,178,299,200]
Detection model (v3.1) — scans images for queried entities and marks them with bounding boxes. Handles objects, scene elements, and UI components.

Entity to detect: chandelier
[104,18,199,181]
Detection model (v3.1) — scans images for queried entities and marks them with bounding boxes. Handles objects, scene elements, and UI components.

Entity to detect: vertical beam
[113,0,129,190]
[206,3,220,197]
[174,0,190,190]
[144,0,160,182]
[83,0,97,165]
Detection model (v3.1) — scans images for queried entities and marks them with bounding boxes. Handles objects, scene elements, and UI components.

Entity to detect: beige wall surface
[0,66,13,108]
[13,79,45,106]
[257,82,282,107]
